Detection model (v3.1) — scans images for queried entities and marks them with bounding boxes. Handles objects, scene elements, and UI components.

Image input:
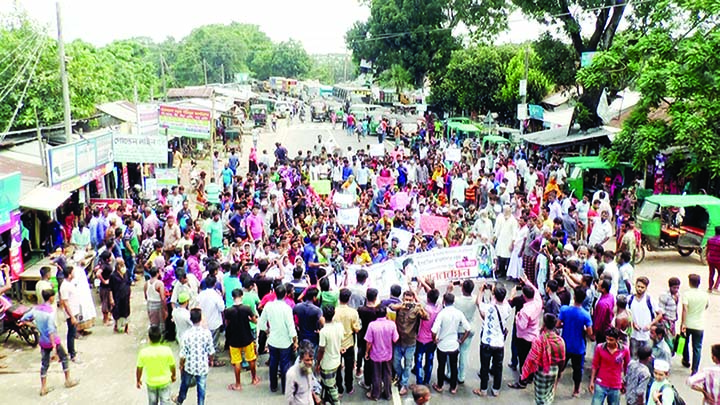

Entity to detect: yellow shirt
[334,304,361,349]
[682,288,708,330]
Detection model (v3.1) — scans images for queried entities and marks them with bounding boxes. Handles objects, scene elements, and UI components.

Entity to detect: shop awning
[19,186,71,212]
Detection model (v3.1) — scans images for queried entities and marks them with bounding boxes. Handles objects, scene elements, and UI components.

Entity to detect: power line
[345,0,653,44]
[0,29,40,70]
[1,40,45,141]
[0,37,44,106]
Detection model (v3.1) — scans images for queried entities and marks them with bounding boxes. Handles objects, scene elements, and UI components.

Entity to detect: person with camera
[389,290,429,395]
[473,281,512,397]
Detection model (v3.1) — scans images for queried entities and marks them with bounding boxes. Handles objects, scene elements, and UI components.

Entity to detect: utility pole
[34,107,47,184]
[519,46,530,135]
[203,58,208,86]
[56,2,72,143]
[160,54,166,99]
[210,91,215,154]
[220,64,225,84]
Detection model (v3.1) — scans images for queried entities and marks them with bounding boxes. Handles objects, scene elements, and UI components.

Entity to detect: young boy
[20,289,79,396]
[648,359,675,404]
[136,325,176,405]
[225,288,260,391]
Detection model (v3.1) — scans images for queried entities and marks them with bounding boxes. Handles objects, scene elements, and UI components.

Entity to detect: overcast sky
[5,0,552,54]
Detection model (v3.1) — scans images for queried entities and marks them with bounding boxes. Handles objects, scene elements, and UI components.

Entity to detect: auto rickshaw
[562,155,631,199]
[250,104,268,127]
[635,194,720,264]
[310,100,328,122]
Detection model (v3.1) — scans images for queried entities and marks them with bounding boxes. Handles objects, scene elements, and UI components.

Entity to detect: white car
[274,102,292,118]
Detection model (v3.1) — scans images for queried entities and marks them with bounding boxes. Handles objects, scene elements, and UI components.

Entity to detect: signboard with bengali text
[158,104,211,139]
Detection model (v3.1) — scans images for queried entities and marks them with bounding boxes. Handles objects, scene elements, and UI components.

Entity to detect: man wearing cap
[172,292,193,350]
[648,359,675,404]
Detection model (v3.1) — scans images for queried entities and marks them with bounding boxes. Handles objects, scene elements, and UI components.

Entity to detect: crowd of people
[16,122,720,405]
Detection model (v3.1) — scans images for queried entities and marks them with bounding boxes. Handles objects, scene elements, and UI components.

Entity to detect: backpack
[647,381,685,405]
[629,293,654,316]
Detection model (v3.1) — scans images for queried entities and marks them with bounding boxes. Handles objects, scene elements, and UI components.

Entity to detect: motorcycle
[1,302,40,347]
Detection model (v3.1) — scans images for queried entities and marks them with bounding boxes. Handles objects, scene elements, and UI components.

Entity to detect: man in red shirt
[592,279,614,344]
[706,226,720,291]
[589,327,631,404]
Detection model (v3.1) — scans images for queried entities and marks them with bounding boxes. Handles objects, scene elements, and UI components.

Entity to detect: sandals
[432,383,443,393]
[507,382,526,389]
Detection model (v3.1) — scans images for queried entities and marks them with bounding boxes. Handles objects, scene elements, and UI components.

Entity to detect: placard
[310,179,331,195]
[332,192,354,206]
[389,227,413,250]
[369,143,385,157]
[444,147,461,162]
[337,207,360,226]
[420,214,450,236]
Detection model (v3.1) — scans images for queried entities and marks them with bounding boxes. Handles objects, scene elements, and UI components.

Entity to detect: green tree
[589,0,720,176]
[532,32,577,89]
[377,64,412,96]
[346,0,460,86]
[495,48,553,121]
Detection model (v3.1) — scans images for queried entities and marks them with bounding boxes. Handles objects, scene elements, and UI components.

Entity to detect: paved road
[1,120,716,404]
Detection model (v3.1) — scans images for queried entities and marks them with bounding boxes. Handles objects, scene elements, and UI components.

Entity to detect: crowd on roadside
[17,125,720,405]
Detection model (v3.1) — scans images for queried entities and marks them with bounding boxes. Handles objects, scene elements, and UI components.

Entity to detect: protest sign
[389,227,413,250]
[337,207,360,226]
[419,215,450,236]
[444,147,461,162]
[369,143,385,157]
[407,245,480,281]
[332,192,354,206]
[389,191,410,211]
[310,179,331,195]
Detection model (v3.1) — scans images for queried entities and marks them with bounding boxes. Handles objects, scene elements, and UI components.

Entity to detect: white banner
[332,192,355,207]
[113,133,168,163]
[369,143,385,157]
[389,227,413,250]
[444,147,461,162]
[337,207,360,226]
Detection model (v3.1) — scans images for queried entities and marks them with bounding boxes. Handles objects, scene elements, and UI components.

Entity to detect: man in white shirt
[629,276,659,358]
[431,293,471,394]
[474,283,512,397]
[316,306,345,403]
[59,267,80,361]
[601,251,621,297]
[450,174,468,205]
[198,275,225,366]
[589,210,613,248]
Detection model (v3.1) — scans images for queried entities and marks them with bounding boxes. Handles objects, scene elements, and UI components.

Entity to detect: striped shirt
[687,365,720,405]
[521,330,566,380]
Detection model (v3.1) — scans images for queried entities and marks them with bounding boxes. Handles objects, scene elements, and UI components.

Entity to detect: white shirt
[450,177,468,204]
[603,260,620,297]
[431,305,471,352]
[589,217,613,247]
[494,215,518,257]
[59,279,80,319]
[198,288,224,331]
[479,301,512,348]
[629,293,653,341]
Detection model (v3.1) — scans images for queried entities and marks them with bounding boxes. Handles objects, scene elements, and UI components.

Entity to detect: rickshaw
[635,194,720,264]
[562,156,631,199]
[310,100,328,122]
[250,104,268,127]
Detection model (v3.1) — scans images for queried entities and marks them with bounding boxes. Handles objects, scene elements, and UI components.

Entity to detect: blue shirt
[20,303,58,349]
[342,166,353,181]
[228,155,239,172]
[302,243,318,272]
[222,168,234,186]
[559,305,592,355]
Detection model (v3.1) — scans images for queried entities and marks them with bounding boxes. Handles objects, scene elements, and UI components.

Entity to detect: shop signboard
[113,132,168,163]
[158,104,211,139]
[47,132,114,188]
[0,211,25,280]
[0,172,21,226]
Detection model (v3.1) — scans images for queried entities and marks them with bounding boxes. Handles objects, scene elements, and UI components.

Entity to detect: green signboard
[0,172,21,225]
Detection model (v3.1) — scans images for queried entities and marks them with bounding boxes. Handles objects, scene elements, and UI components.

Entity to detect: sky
[4,0,550,54]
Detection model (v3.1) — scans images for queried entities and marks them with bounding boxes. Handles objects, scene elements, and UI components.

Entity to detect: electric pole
[56,1,72,143]
[203,58,208,86]
[519,46,530,135]
[160,54,166,99]
[220,64,225,84]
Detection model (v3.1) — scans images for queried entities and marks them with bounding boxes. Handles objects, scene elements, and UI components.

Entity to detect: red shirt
[591,343,630,389]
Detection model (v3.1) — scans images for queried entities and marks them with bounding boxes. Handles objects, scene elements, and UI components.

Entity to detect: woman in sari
[543,174,561,201]
[109,258,132,333]
[72,258,97,334]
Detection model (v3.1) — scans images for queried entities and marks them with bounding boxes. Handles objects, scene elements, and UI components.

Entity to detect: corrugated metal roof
[96,100,137,123]
[167,86,214,99]
[522,126,615,147]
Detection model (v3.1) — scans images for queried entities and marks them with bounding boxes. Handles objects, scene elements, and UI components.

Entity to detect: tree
[512,0,630,128]
[346,0,460,86]
[587,0,720,177]
[429,45,551,120]
[269,40,312,79]
[532,32,577,90]
[377,64,412,97]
